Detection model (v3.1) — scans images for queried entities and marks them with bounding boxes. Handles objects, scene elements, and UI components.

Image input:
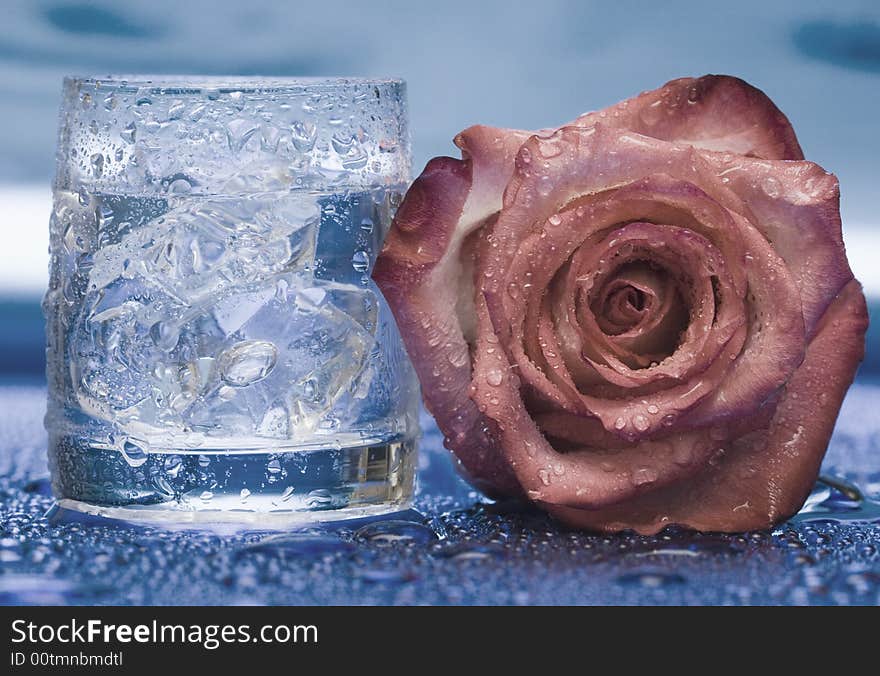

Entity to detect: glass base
[49,435,416,529]
[53,496,414,529]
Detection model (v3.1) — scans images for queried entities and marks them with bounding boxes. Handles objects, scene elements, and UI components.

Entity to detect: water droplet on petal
[633,467,658,485]
[761,175,781,199]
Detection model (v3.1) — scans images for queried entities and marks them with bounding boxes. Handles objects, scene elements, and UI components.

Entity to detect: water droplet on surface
[239,488,251,502]
[267,458,282,474]
[355,567,415,584]
[795,475,880,524]
[243,533,353,557]
[0,576,81,605]
[439,543,505,561]
[200,491,213,501]
[218,340,278,387]
[356,520,438,545]
[633,415,650,432]
[616,569,686,588]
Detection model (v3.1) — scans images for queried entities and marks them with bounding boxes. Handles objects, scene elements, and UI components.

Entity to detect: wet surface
[1,382,879,605]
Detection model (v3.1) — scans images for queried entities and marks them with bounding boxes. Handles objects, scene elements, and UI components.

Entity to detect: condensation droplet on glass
[90,153,104,178]
[120,123,136,144]
[351,250,370,272]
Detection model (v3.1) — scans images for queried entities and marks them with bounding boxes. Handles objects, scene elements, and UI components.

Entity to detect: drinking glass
[45,76,418,525]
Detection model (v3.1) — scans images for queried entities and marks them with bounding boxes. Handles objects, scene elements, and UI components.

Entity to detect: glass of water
[45,76,419,525]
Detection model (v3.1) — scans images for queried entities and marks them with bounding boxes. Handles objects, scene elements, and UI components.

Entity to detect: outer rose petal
[372,156,519,495]
[450,73,804,236]
[698,154,851,335]
[455,125,533,227]
[574,75,804,160]
[548,280,868,534]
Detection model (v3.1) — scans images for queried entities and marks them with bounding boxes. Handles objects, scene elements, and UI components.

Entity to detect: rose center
[588,260,689,366]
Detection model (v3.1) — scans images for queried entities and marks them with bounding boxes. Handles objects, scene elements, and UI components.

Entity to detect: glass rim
[64,75,405,94]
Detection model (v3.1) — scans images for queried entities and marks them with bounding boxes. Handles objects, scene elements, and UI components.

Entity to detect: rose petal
[454,125,533,228]
[699,153,852,335]
[574,75,804,160]
[372,156,520,494]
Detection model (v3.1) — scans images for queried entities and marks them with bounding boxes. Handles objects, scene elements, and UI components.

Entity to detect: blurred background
[0,0,876,382]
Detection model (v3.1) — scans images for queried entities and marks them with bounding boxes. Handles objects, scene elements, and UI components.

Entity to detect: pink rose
[373,75,868,533]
